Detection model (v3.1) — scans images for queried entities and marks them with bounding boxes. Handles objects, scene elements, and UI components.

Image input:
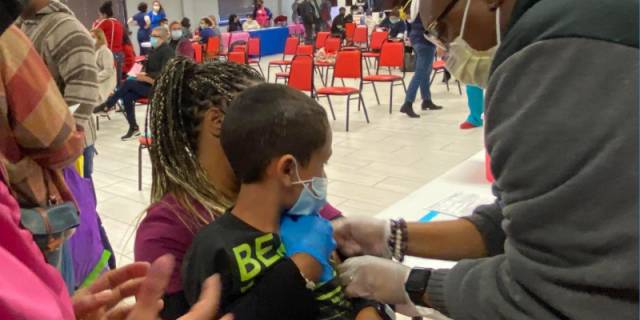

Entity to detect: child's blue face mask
[288,159,327,216]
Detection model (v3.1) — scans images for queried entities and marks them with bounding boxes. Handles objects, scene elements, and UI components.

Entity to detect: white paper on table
[425,192,495,218]
[68,104,80,113]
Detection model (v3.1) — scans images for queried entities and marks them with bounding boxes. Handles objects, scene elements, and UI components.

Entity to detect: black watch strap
[404,268,432,306]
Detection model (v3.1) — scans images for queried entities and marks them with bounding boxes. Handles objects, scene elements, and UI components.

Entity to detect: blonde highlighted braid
[148,57,263,232]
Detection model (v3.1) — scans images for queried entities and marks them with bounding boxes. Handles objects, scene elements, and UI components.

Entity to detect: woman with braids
[134,57,343,319]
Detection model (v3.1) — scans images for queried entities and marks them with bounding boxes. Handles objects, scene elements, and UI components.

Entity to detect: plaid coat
[0,26,84,208]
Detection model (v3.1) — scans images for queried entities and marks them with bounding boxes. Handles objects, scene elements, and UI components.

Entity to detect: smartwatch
[404,268,431,306]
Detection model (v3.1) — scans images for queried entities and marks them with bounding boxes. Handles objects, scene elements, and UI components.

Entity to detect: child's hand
[280,214,336,282]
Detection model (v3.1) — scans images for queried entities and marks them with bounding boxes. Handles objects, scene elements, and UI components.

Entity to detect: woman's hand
[337,255,411,305]
[74,255,232,320]
[280,214,336,282]
[332,217,391,258]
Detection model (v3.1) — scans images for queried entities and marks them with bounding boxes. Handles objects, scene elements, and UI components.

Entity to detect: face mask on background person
[287,159,328,216]
[150,36,160,48]
[171,30,182,40]
[445,0,501,88]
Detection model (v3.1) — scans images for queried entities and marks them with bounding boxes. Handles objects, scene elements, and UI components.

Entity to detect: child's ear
[204,107,225,137]
[275,155,296,186]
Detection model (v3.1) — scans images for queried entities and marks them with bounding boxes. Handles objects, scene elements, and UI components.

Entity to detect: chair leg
[389,81,394,114]
[430,70,438,85]
[257,63,265,78]
[445,77,450,92]
[138,145,143,191]
[267,65,272,82]
[402,79,407,93]
[96,115,100,131]
[365,58,371,75]
[326,96,336,120]
[360,93,370,123]
[345,95,350,132]
[368,81,380,105]
[457,80,462,95]
[340,79,346,87]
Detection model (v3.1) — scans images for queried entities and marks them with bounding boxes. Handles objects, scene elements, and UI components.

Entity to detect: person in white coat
[91,28,117,103]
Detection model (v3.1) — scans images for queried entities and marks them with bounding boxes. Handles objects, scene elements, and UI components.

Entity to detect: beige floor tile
[374,176,426,194]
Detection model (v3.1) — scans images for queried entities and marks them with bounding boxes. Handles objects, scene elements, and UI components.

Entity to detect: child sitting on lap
[182,84,389,320]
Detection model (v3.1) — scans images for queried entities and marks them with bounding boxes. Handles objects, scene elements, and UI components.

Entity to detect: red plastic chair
[268,37,299,81]
[362,41,407,113]
[192,42,203,63]
[205,36,221,60]
[317,50,369,131]
[431,59,462,94]
[297,44,314,56]
[287,55,315,96]
[247,37,264,76]
[353,26,368,48]
[228,51,246,64]
[363,30,388,73]
[324,37,341,54]
[344,23,356,43]
[315,32,330,49]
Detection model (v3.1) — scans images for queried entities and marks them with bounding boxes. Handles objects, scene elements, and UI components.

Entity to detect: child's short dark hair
[221,84,329,184]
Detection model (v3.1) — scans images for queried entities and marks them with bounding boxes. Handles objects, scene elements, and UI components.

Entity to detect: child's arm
[290,253,323,282]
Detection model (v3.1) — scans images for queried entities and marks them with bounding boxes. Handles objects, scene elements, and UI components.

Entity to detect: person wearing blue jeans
[401,15,443,118]
[461,84,484,129]
[94,27,175,140]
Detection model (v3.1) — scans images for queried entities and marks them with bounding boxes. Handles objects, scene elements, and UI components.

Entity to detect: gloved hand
[280,214,337,283]
[337,255,411,305]
[332,217,391,258]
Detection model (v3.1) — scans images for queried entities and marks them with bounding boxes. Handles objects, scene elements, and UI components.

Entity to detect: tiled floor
[93,56,485,277]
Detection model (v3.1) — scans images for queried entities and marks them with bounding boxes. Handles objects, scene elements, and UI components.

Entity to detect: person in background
[17,0,100,180]
[254,0,273,27]
[378,8,405,38]
[461,85,483,129]
[92,1,125,86]
[169,21,195,59]
[319,0,332,31]
[298,0,316,44]
[122,31,136,76]
[94,27,175,141]
[128,2,151,55]
[159,17,169,30]
[148,0,166,29]
[208,16,222,38]
[242,14,261,31]
[91,29,117,106]
[198,17,218,45]
[227,14,243,32]
[398,0,442,118]
[291,0,302,23]
[181,17,193,39]
[331,7,348,38]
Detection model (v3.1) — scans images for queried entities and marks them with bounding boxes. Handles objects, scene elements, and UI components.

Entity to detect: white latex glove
[332,217,392,258]
[337,255,411,305]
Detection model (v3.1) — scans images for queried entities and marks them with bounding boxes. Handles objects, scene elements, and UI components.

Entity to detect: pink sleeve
[319,202,343,221]
[0,181,74,319]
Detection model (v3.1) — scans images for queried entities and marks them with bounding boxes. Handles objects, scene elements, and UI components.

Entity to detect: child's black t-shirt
[182,211,366,320]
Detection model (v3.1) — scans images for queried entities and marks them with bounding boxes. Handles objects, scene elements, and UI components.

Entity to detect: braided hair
[148,56,263,232]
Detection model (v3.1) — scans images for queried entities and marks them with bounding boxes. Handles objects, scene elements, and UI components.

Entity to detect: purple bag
[64,167,110,289]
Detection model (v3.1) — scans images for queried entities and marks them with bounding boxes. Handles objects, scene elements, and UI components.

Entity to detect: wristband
[388,218,408,262]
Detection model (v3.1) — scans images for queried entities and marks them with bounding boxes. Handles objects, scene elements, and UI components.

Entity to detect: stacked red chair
[362,41,407,113]
[267,37,299,81]
[363,30,388,73]
[287,55,315,97]
[317,50,370,131]
[247,37,264,77]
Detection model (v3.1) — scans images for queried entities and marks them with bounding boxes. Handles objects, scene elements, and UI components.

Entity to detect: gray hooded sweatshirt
[425,0,639,318]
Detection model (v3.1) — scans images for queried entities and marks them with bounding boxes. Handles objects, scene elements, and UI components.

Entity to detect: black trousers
[106,79,151,130]
[304,22,314,44]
